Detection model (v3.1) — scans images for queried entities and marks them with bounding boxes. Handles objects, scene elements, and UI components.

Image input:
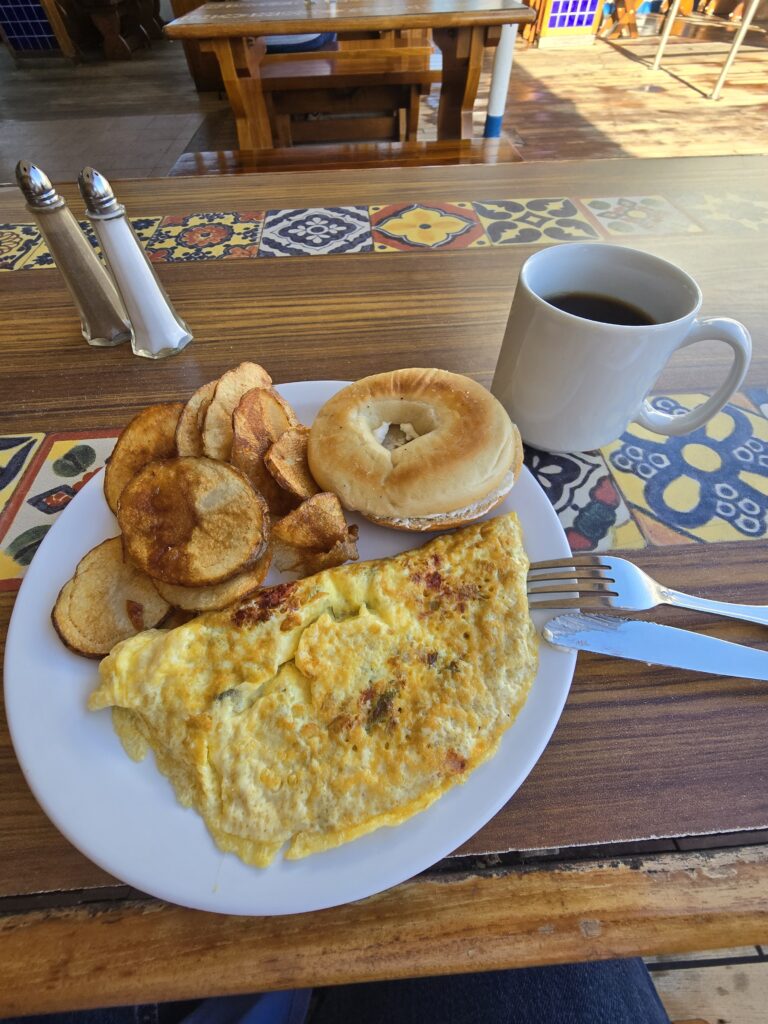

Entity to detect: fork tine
[529,555,609,571]
[526,581,618,595]
[526,596,615,610]
[527,568,613,584]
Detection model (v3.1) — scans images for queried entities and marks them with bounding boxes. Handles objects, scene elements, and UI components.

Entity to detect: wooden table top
[1,155,768,1014]
[165,0,535,39]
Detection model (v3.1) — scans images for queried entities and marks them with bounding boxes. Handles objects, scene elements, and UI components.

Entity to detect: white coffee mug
[491,242,752,453]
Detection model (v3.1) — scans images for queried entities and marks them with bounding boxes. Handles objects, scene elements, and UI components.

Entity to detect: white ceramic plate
[4,380,576,916]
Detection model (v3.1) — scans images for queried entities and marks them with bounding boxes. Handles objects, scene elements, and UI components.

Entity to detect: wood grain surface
[1,846,767,1016]
[168,138,522,175]
[1,158,767,1003]
[165,0,535,39]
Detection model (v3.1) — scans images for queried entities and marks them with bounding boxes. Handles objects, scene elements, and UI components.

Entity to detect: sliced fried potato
[176,379,217,457]
[52,537,170,657]
[104,402,184,515]
[231,387,299,515]
[118,457,269,586]
[159,607,198,630]
[154,550,271,611]
[202,362,272,460]
[271,492,359,576]
[272,533,359,576]
[264,425,319,501]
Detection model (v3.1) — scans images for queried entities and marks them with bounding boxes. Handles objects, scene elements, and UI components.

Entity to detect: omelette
[89,513,538,866]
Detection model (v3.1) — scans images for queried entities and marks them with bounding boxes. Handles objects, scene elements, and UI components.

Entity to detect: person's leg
[308,958,670,1024]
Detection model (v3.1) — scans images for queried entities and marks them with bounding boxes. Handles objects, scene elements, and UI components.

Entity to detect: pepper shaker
[15,161,132,348]
[78,167,192,360]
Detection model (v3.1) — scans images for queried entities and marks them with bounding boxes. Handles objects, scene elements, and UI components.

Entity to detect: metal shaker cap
[78,167,124,218]
[15,162,64,211]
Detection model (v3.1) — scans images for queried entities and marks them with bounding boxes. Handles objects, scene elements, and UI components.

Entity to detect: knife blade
[543,612,768,680]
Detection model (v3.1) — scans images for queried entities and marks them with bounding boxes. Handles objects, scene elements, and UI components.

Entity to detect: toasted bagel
[308,369,522,531]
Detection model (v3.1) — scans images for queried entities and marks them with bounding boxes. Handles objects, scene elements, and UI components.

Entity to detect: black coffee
[545,291,656,326]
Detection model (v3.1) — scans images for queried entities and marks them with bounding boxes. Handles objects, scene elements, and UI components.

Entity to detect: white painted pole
[484,23,518,138]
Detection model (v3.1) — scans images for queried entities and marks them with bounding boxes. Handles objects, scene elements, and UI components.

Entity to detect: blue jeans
[2,959,670,1024]
[264,33,337,54]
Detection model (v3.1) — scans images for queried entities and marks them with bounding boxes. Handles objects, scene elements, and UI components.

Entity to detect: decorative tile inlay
[603,394,768,545]
[20,217,163,270]
[0,433,44,523]
[525,446,645,552]
[674,192,768,235]
[147,212,262,263]
[745,387,768,419]
[0,224,42,271]
[581,196,701,236]
[259,207,372,257]
[472,198,600,246]
[369,202,487,251]
[0,431,118,591]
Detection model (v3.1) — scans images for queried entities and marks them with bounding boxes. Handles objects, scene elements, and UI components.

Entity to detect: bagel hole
[379,422,420,451]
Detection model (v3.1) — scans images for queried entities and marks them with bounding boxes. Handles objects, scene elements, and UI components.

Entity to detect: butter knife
[543,612,768,680]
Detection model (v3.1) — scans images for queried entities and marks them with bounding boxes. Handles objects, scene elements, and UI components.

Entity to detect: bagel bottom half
[365,459,520,533]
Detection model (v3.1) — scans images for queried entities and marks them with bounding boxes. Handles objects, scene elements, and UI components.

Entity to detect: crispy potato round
[104,403,184,515]
[231,387,299,516]
[271,493,358,576]
[118,457,269,586]
[264,425,319,501]
[153,550,271,611]
[202,362,272,461]
[52,537,170,658]
[176,380,217,457]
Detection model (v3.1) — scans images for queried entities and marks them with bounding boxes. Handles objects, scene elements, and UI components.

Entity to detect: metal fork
[527,554,768,627]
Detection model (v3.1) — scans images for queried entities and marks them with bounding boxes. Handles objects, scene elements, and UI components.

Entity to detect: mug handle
[635,317,752,437]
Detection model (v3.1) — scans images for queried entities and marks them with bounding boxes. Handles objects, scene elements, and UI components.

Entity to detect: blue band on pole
[483,114,504,138]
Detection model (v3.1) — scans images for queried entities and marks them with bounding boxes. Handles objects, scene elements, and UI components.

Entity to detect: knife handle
[663,588,768,628]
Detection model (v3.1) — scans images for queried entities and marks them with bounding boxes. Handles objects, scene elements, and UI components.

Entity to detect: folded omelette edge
[89,512,539,867]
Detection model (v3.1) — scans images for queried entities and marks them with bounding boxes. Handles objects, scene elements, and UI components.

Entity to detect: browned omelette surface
[89,513,538,866]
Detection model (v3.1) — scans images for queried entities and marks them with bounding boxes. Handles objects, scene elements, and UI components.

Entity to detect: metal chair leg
[709,0,761,99]
[652,0,684,70]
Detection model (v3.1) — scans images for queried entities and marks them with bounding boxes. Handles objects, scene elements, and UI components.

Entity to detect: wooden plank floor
[420,16,768,160]
[651,958,768,1023]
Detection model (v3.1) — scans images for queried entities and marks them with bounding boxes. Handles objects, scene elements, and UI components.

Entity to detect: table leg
[203,37,273,151]
[652,0,684,71]
[432,26,485,140]
[709,0,761,100]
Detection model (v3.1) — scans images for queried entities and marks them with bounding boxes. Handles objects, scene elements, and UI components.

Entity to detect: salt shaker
[78,167,193,360]
[15,161,132,348]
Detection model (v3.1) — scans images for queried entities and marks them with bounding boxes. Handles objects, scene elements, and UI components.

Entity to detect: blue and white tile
[259,207,373,257]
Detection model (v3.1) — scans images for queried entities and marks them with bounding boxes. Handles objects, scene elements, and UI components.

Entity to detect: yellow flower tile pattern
[370,202,488,251]
[603,394,768,545]
[473,198,600,245]
[0,431,118,591]
[147,212,263,262]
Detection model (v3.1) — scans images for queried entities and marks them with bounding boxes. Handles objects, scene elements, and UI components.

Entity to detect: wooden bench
[260,49,441,145]
[168,138,523,176]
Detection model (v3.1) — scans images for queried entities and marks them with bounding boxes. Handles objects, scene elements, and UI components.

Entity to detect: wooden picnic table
[0,154,767,1014]
[164,0,535,147]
